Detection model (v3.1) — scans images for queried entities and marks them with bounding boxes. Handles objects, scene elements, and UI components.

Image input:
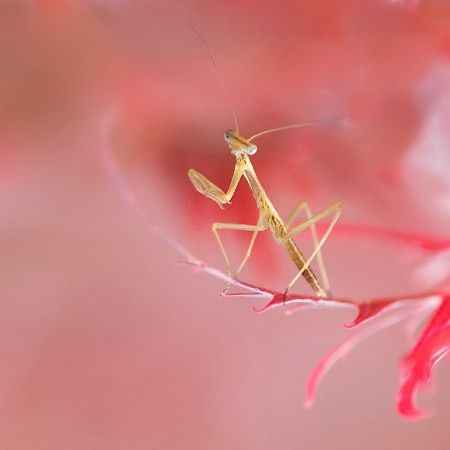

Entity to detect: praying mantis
[188,27,342,298]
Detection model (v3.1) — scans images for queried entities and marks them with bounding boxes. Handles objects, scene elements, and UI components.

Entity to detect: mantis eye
[224,130,233,143]
[244,143,257,155]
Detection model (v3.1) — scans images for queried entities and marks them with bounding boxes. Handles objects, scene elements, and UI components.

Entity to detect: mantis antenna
[187,23,240,134]
[248,118,345,142]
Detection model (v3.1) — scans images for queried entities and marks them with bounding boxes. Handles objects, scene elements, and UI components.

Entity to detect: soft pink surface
[1,1,450,449]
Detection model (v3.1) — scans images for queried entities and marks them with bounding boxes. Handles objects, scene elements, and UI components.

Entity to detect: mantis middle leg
[212,218,267,290]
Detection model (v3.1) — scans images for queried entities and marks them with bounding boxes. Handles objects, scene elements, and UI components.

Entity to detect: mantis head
[224,130,257,157]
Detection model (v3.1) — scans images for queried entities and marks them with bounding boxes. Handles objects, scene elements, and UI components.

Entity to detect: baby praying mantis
[188,26,342,298]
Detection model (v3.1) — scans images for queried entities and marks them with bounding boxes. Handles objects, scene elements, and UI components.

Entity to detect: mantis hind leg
[284,201,342,297]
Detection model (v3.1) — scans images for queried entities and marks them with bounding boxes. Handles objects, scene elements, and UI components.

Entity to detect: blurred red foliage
[2,2,450,448]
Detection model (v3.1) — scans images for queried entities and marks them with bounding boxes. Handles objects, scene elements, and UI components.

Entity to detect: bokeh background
[1,0,450,448]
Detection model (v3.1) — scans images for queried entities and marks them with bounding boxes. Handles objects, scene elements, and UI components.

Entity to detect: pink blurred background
[1,0,450,448]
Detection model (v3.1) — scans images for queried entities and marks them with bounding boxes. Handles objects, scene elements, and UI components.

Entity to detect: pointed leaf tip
[346,300,392,328]
[253,294,285,313]
[252,303,269,313]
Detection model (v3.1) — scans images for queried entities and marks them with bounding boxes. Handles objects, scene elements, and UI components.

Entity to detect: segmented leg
[212,219,267,292]
[283,202,342,297]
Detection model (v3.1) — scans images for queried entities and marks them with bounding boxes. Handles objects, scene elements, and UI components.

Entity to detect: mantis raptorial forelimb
[189,129,342,299]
